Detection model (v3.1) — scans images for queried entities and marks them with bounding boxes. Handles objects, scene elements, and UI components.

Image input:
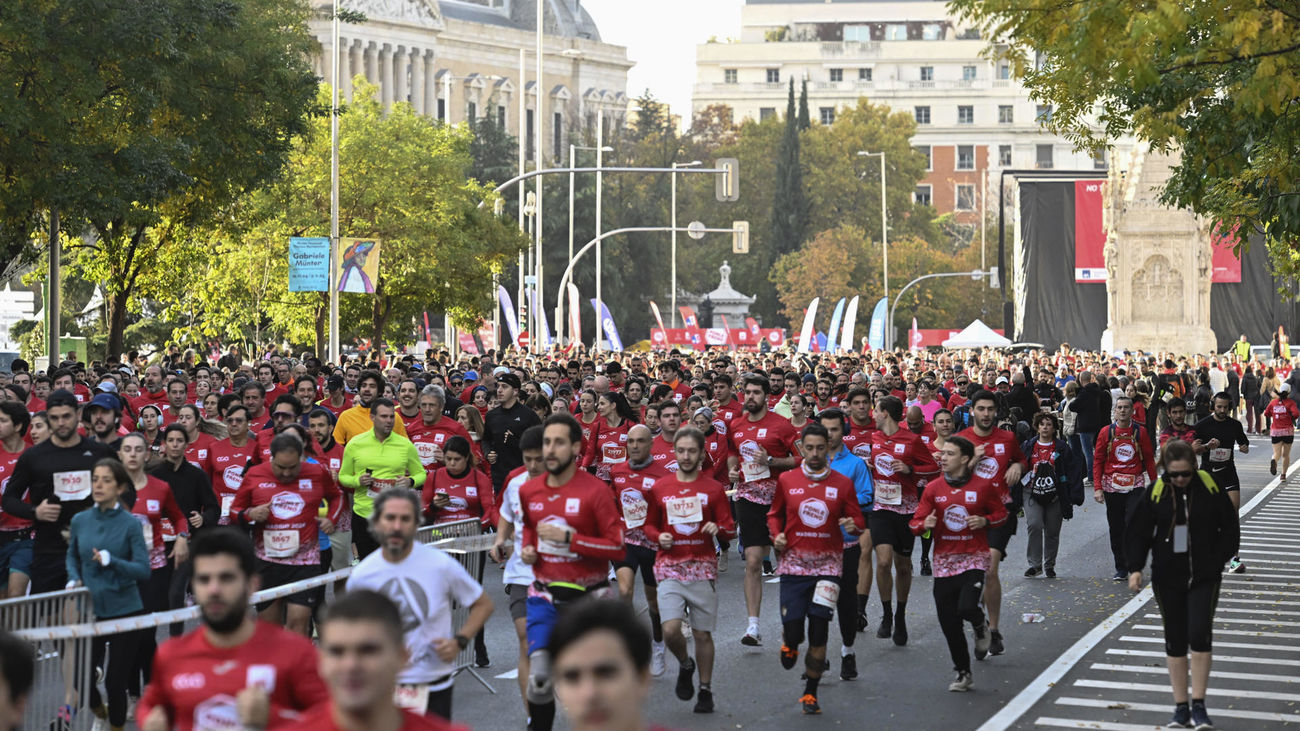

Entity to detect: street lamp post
[670,160,702,328]
[568,142,612,346]
[328,0,340,363]
[857,151,889,348]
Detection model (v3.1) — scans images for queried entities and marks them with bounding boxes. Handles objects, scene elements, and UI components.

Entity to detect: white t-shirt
[347,542,483,687]
[499,471,536,587]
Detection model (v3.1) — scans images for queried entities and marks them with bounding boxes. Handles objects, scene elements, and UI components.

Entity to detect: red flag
[678,306,699,329]
[720,314,736,347]
[458,330,480,356]
[649,301,669,351]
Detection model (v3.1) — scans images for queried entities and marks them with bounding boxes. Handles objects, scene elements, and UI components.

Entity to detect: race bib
[137,515,154,547]
[538,518,577,557]
[416,442,439,466]
[394,684,429,712]
[1209,448,1231,462]
[1110,473,1137,492]
[739,441,771,482]
[620,490,648,529]
[812,579,840,608]
[53,470,91,501]
[263,529,300,558]
[602,444,627,465]
[876,481,902,505]
[665,495,703,525]
[220,494,235,519]
[368,477,398,499]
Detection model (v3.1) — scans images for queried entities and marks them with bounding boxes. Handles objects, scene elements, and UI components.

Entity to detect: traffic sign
[517,331,530,349]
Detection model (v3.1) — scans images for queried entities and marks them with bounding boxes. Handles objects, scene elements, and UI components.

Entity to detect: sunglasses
[1166,470,1194,479]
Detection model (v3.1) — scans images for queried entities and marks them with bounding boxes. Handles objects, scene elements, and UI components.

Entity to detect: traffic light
[732,220,749,253]
[715,158,739,202]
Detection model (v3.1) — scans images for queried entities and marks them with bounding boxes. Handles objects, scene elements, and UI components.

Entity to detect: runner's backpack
[1029,461,1059,506]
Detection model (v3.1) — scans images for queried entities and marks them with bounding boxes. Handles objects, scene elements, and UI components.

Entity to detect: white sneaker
[741,625,762,646]
[717,550,729,573]
[651,641,667,677]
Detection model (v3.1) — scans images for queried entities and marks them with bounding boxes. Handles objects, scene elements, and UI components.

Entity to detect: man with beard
[334,371,408,446]
[518,413,624,731]
[83,393,125,449]
[138,529,329,731]
[347,490,494,720]
[131,365,168,412]
[609,425,670,676]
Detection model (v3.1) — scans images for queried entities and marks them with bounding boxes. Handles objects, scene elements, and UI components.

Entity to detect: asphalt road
[451,433,1294,731]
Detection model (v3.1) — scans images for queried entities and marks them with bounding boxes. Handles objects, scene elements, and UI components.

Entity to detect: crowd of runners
[0,341,1280,730]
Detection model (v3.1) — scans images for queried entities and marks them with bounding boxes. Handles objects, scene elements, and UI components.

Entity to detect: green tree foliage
[767,80,811,317]
[950,0,1296,275]
[797,79,811,132]
[0,0,321,358]
[186,81,527,355]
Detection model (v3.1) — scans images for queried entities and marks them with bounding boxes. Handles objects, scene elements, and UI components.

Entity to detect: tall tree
[797,78,811,131]
[767,79,811,322]
[951,0,1297,275]
[0,0,321,358]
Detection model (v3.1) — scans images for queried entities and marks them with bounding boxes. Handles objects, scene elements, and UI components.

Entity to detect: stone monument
[681,261,757,326]
[1099,145,1217,354]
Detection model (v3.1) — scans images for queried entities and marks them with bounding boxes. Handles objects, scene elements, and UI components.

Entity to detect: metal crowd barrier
[12,518,497,728]
[0,588,95,731]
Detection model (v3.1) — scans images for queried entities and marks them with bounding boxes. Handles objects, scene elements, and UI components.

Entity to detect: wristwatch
[454,634,470,650]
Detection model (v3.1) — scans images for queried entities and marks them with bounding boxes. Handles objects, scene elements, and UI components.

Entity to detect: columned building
[309,0,631,160]
[692,0,1131,226]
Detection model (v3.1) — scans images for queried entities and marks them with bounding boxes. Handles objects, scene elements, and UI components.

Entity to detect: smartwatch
[455,634,470,650]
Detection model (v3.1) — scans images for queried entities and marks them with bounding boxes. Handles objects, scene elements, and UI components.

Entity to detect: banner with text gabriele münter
[288,237,330,292]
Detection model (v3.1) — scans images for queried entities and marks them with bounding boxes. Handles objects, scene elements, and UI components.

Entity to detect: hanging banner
[288,237,330,292]
[841,296,860,353]
[1211,224,1243,283]
[590,300,625,352]
[528,288,553,349]
[909,317,922,351]
[498,285,521,347]
[336,238,381,293]
[867,297,888,351]
[421,311,433,345]
[745,317,761,340]
[797,297,820,354]
[825,298,847,353]
[458,330,480,356]
[1074,181,1106,283]
[567,284,583,347]
[678,306,699,329]
[649,301,669,350]
[720,314,736,348]
[477,323,496,351]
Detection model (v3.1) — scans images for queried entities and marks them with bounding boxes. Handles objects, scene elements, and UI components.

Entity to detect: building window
[819,107,836,125]
[467,102,477,121]
[844,25,871,42]
[998,105,1014,124]
[914,185,933,206]
[1036,144,1054,169]
[759,107,776,121]
[724,69,738,84]
[999,144,1012,166]
[886,24,907,40]
[553,112,563,159]
[962,65,977,80]
[1036,104,1054,122]
[858,67,872,81]
[957,145,975,170]
[438,98,446,122]
[914,106,930,124]
[829,68,843,82]
[956,184,976,211]
[526,109,534,158]
[766,68,780,83]
[958,106,974,124]
[922,23,943,40]
[920,66,934,81]
[998,64,1011,79]
[497,105,507,127]
[1093,148,1109,170]
[915,145,932,170]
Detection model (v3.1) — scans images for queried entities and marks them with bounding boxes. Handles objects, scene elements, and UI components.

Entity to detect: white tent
[942,320,1011,349]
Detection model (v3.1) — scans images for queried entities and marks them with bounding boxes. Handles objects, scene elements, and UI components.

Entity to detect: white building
[309,0,631,161]
[693,0,1124,224]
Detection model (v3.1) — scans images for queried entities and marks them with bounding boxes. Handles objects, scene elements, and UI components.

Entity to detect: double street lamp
[671,160,702,328]
[857,150,890,348]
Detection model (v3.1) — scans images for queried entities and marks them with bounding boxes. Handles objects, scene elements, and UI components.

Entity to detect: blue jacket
[67,503,150,619]
[829,445,873,544]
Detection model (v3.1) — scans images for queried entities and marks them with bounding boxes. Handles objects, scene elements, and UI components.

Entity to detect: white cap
[1282,383,1292,393]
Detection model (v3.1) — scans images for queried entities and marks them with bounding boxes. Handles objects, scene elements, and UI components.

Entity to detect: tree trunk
[106,289,130,361]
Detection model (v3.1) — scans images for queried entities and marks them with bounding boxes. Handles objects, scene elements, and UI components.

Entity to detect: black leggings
[1153,580,1220,657]
[783,615,830,649]
[353,513,379,559]
[132,563,173,695]
[1103,491,1141,573]
[91,615,146,726]
[837,545,861,646]
[933,569,986,673]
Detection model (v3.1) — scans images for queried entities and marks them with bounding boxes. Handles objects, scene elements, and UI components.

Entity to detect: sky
[581,0,746,118]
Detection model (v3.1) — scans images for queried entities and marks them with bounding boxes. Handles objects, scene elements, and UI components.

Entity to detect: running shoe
[875,615,893,639]
[780,644,799,670]
[892,614,908,646]
[800,694,821,714]
[1045,568,1057,579]
[741,626,762,647]
[762,558,774,576]
[856,609,869,633]
[675,657,695,700]
[1167,704,1192,728]
[1228,557,1246,574]
[717,550,728,573]
[973,618,990,660]
[651,641,666,677]
[920,557,932,576]
[948,670,973,692]
[840,652,858,680]
[475,645,491,668]
[989,629,1005,656]
[1024,566,1042,578]
[694,688,714,713]
[1112,570,1127,581]
[1191,702,1214,730]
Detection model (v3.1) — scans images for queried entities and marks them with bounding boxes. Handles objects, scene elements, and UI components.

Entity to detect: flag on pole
[720,314,736,348]
[458,330,480,355]
[841,296,860,354]
[745,317,761,339]
[825,297,847,353]
[529,288,552,349]
[590,300,625,352]
[910,317,922,352]
[867,297,888,351]
[649,301,669,350]
[678,306,699,329]
[477,323,496,351]
[797,297,820,354]
[566,283,582,348]
[498,285,521,347]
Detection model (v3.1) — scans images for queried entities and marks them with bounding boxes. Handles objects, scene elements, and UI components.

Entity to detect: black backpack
[1029,461,1059,505]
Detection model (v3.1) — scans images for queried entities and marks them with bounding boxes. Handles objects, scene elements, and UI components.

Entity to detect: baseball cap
[327,374,344,391]
[1283,383,1292,393]
[95,381,118,394]
[996,376,1009,385]
[86,393,120,412]
[497,373,522,390]
[492,366,511,377]
[463,370,479,382]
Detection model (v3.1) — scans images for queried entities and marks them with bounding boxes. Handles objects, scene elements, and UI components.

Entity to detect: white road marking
[1089,661,1299,683]
[1104,647,1300,666]
[1054,696,1300,723]
[1075,678,1300,702]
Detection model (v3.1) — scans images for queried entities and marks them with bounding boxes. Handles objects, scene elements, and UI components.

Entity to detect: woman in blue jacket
[1019,412,1083,578]
[66,457,150,731]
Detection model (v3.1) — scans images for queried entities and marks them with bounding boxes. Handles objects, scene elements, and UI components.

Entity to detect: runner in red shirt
[642,426,735,715]
[649,400,683,472]
[609,424,670,674]
[232,433,343,636]
[282,590,467,731]
[581,392,635,482]
[767,423,864,715]
[866,395,939,647]
[137,529,329,731]
[207,405,256,526]
[1267,383,1300,481]
[519,413,625,731]
[315,375,353,419]
[910,434,1007,692]
[0,402,32,599]
[710,374,741,436]
[839,387,877,462]
[956,389,1028,656]
[1159,399,1197,448]
[422,436,496,528]
[406,386,472,472]
[177,404,216,471]
[726,374,800,647]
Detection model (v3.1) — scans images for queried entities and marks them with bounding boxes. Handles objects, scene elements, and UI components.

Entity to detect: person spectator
[1068,371,1111,482]
[483,373,542,493]
[1241,365,1261,434]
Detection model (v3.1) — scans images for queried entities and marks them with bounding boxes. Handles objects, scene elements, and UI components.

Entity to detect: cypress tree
[768,79,810,263]
[797,78,811,131]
